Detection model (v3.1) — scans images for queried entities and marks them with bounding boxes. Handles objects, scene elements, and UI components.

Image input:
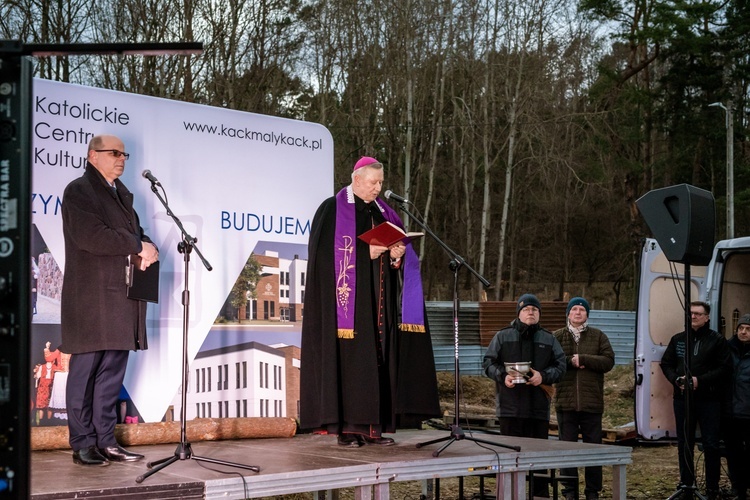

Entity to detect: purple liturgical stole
[334,186,426,338]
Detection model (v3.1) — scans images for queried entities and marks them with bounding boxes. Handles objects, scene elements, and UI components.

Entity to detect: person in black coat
[61,135,159,466]
[660,301,731,500]
[727,314,750,500]
[299,156,440,447]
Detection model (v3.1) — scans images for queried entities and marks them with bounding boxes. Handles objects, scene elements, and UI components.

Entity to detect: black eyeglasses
[95,149,130,160]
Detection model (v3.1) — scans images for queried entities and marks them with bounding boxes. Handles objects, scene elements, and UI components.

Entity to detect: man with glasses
[660,301,731,500]
[61,135,159,466]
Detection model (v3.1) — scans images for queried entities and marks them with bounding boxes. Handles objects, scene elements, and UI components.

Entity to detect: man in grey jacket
[483,293,566,498]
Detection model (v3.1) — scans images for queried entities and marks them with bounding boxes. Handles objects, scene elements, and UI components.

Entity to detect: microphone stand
[390,199,520,457]
[666,262,707,500]
[136,178,259,483]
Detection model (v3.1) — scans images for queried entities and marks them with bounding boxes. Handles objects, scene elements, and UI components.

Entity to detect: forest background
[3,0,749,310]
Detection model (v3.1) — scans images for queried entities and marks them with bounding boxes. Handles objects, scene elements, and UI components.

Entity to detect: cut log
[31,417,297,451]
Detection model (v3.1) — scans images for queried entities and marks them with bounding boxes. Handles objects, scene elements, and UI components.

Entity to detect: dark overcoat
[553,325,615,414]
[660,324,731,402]
[299,193,441,431]
[728,336,750,419]
[61,164,152,353]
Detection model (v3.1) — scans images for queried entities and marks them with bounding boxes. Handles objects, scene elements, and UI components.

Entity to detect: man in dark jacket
[660,301,731,500]
[554,297,615,500]
[299,156,440,447]
[727,314,750,500]
[62,135,159,466]
[483,293,566,498]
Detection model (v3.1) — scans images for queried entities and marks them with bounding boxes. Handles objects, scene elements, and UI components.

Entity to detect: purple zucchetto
[353,156,382,171]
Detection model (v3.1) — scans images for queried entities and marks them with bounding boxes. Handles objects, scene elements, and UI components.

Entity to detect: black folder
[127,258,160,303]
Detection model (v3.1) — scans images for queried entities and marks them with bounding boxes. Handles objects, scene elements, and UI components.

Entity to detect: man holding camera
[660,301,731,500]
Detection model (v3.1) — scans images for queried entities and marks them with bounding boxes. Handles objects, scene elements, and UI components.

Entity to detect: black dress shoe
[73,446,110,466]
[99,444,144,462]
[361,436,395,446]
[337,433,362,447]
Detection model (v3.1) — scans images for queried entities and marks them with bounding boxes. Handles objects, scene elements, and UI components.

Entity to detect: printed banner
[30,79,333,424]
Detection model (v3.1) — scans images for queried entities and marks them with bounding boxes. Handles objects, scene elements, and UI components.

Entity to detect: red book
[358,221,424,247]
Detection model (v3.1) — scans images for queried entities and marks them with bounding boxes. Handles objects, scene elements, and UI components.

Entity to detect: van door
[634,238,707,440]
[705,237,750,337]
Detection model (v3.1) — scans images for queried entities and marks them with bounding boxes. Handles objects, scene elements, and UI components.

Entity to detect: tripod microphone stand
[136,178,259,484]
[666,263,706,500]
[386,199,520,457]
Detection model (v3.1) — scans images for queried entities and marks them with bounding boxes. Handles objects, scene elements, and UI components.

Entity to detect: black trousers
[66,350,129,451]
[557,410,604,495]
[727,416,750,499]
[673,397,722,491]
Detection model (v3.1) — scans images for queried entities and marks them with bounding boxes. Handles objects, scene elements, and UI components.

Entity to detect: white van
[634,236,750,439]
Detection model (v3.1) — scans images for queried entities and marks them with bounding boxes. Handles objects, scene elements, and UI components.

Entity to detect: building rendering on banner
[171,341,301,421]
[228,250,308,323]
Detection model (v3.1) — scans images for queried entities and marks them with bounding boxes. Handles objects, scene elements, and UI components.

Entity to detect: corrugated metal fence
[427,301,635,375]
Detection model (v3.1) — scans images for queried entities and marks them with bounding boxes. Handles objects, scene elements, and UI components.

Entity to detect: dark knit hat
[567,297,591,317]
[517,294,541,315]
[738,314,750,328]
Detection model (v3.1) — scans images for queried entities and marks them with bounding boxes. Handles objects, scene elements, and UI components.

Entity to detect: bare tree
[0,0,94,82]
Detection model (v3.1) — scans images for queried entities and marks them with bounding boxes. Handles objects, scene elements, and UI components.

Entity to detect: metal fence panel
[426,302,635,372]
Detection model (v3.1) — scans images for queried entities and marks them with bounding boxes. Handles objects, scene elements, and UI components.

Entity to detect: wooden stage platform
[30,429,632,499]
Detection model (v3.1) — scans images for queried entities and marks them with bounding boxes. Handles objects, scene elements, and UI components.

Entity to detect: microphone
[384,190,409,204]
[142,170,161,186]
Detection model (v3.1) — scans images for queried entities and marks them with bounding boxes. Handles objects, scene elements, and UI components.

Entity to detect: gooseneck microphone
[384,190,409,204]
[142,169,161,186]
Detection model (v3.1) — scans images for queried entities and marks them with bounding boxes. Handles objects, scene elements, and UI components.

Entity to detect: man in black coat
[727,314,750,500]
[660,301,731,500]
[61,135,159,466]
[299,156,440,447]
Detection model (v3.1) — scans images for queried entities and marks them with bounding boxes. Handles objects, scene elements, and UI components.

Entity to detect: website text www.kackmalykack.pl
[183,120,324,151]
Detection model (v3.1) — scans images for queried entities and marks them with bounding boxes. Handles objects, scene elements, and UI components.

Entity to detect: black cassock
[299,193,440,436]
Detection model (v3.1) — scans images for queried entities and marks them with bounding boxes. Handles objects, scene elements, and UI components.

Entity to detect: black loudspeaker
[0,49,32,499]
[636,184,716,266]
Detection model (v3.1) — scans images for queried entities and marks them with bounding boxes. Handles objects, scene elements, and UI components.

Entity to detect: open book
[358,221,424,247]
